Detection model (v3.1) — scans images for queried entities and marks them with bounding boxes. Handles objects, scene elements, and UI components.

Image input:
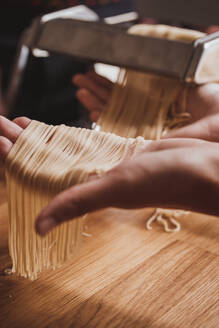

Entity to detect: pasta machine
[6,0,219,115]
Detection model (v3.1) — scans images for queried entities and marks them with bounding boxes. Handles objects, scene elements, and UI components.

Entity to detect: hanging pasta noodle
[5,121,146,280]
[97,24,205,232]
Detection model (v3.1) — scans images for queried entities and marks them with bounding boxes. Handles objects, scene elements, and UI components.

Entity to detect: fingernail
[36,217,56,236]
[88,173,101,181]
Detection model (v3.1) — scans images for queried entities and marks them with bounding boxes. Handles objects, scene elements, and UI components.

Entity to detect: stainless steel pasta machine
[6,1,219,114]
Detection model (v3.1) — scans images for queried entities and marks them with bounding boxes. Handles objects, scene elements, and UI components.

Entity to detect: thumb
[165,119,207,140]
[165,114,219,143]
[35,173,118,236]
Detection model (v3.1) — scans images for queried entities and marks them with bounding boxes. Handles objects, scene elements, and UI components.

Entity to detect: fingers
[87,71,114,89]
[73,73,112,104]
[90,111,102,122]
[0,116,31,161]
[13,116,31,129]
[165,123,205,140]
[0,115,23,143]
[164,116,219,142]
[181,84,219,121]
[0,115,31,143]
[145,137,210,152]
[0,136,13,161]
[76,89,104,120]
[73,72,114,121]
[35,175,117,236]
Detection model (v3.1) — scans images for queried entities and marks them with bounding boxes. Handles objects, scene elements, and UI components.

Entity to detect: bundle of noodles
[5,121,145,280]
[5,25,206,280]
[97,24,205,232]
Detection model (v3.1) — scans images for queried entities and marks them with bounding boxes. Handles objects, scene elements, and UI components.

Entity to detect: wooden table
[0,171,218,328]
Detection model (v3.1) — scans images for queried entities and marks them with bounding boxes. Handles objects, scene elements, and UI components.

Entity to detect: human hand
[167,83,219,141]
[73,71,219,140]
[35,136,219,236]
[73,71,113,122]
[0,116,31,157]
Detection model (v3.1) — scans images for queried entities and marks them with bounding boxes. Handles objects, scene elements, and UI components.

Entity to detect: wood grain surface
[0,170,218,328]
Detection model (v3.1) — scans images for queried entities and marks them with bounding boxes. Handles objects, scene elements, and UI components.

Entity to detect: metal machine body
[24,19,219,83]
[6,1,219,116]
